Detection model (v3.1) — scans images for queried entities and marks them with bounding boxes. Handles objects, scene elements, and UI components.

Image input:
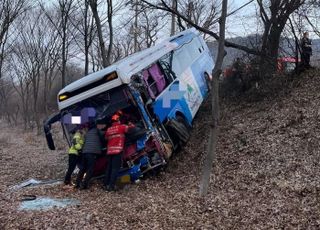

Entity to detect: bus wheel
[166,116,190,149]
[204,72,212,91]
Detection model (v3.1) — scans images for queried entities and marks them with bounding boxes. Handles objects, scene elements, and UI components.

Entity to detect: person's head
[70,129,77,135]
[304,32,309,38]
[111,110,122,123]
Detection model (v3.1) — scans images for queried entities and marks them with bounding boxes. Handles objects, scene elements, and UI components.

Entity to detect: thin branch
[140,0,262,56]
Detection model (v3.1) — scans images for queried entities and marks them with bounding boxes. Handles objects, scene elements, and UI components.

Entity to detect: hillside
[1,69,320,229]
[208,37,320,67]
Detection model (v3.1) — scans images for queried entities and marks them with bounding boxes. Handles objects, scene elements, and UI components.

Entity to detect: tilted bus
[44,28,214,182]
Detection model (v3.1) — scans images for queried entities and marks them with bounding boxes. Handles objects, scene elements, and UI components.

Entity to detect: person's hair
[304,32,309,36]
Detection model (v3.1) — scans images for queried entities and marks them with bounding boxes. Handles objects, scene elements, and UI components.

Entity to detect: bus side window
[159,53,176,83]
[142,69,157,99]
[143,62,171,98]
[148,63,167,93]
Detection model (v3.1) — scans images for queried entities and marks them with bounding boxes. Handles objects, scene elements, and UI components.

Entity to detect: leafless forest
[1,0,320,229]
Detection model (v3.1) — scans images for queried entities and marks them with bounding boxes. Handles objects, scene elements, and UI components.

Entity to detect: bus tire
[166,116,190,148]
[176,115,191,132]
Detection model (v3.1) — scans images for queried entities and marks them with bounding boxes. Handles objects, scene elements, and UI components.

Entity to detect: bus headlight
[59,94,68,101]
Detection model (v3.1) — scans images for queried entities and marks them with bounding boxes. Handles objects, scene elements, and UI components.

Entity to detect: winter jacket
[82,127,105,155]
[68,131,84,155]
[301,37,312,55]
[105,121,135,155]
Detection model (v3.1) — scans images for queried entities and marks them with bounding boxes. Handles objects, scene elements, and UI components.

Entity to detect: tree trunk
[260,23,285,75]
[89,0,108,67]
[134,0,138,52]
[62,28,67,87]
[106,0,113,66]
[84,0,89,75]
[170,0,177,36]
[199,0,228,197]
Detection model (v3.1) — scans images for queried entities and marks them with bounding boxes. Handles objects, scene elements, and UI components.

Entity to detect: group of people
[64,110,135,191]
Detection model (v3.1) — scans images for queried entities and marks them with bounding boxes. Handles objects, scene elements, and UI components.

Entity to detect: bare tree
[0,0,28,121]
[88,0,113,67]
[175,0,220,32]
[106,0,113,65]
[257,0,305,71]
[170,0,177,35]
[142,0,307,72]
[140,0,262,55]
[199,0,228,196]
[70,0,96,75]
[7,7,62,130]
[0,0,27,79]
[41,0,75,88]
[139,7,166,48]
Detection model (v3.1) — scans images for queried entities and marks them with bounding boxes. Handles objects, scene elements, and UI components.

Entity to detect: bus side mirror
[43,113,61,150]
[44,125,55,150]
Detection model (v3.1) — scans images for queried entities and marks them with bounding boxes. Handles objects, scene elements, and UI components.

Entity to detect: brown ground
[1,69,320,229]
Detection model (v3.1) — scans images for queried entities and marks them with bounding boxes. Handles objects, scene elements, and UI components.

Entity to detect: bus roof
[58,28,199,110]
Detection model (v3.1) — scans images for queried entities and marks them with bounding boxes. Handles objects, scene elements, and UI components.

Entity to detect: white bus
[44,28,214,181]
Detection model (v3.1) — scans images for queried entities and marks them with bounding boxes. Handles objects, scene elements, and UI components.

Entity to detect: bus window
[148,63,166,93]
[159,53,176,83]
[188,38,202,60]
[142,63,170,98]
[142,69,158,99]
[172,44,194,75]
[171,38,204,76]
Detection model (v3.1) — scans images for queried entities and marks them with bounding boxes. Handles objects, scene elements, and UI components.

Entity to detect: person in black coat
[76,122,105,189]
[301,32,312,69]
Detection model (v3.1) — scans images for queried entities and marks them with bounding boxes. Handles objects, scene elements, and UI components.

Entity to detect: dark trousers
[302,52,311,69]
[104,153,122,188]
[76,153,97,188]
[64,154,79,184]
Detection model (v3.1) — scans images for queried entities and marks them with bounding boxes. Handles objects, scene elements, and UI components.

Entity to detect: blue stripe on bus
[153,81,192,124]
[171,32,196,46]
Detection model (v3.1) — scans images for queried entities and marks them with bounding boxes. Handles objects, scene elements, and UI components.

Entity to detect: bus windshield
[61,85,143,134]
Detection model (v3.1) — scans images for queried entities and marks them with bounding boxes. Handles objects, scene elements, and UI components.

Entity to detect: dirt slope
[1,69,320,229]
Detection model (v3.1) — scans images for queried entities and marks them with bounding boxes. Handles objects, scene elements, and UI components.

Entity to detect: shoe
[109,185,118,191]
[64,180,71,185]
[80,183,88,190]
[103,185,115,192]
[103,186,110,192]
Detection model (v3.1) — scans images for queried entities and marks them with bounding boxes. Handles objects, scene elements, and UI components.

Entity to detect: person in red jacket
[104,111,135,191]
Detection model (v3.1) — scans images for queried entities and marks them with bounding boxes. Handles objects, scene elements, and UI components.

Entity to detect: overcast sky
[226,0,258,38]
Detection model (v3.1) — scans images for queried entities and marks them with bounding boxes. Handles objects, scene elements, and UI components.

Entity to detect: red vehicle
[277,57,300,73]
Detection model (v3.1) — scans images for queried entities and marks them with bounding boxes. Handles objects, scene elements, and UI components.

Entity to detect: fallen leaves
[1,69,320,228]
